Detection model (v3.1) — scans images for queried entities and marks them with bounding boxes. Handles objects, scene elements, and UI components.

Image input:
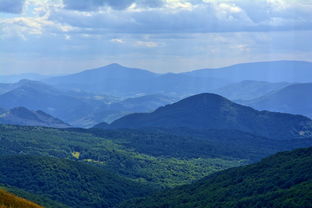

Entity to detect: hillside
[87,127,312,161]
[0,107,70,128]
[123,147,312,208]
[0,124,242,188]
[109,93,312,140]
[212,80,290,101]
[0,189,43,208]
[185,60,312,83]
[245,83,312,118]
[85,94,178,124]
[0,155,152,208]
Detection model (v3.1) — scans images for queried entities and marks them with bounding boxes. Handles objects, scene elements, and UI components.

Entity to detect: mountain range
[0,60,311,208]
[45,63,229,96]
[107,93,312,140]
[0,80,177,127]
[185,60,312,83]
[44,61,312,97]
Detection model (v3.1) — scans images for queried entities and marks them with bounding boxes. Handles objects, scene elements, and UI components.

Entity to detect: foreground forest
[0,122,311,207]
[124,147,312,208]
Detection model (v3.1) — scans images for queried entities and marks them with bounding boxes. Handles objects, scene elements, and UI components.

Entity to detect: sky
[0,0,312,75]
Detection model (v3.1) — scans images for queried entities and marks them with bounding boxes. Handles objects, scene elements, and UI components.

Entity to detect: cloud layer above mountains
[0,0,311,74]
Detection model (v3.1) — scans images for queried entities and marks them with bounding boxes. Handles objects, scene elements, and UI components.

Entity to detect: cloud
[47,0,312,35]
[63,0,164,11]
[0,16,75,39]
[1,0,312,75]
[111,38,124,43]
[135,41,160,47]
[0,0,25,13]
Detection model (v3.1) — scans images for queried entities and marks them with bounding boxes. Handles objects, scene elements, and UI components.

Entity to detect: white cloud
[0,16,75,39]
[135,41,160,48]
[111,38,124,43]
[1,0,312,74]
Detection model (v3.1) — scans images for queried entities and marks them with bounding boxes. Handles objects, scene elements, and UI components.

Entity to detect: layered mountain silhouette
[45,63,229,96]
[185,60,312,82]
[43,61,312,97]
[88,94,178,123]
[0,80,102,126]
[124,147,312,208]
[244,83,312,118]
[108,93,312,139]
[0,80,178,127]
[212,80,290,101]
[0,107,70,128]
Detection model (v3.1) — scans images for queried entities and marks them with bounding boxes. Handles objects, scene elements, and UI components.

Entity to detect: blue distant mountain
[45,63,230,96]
[0,73,51,83]
[244,83,312,118]
[44,61,312,96]
[0,80,178,127]
[185,60,312,82]
[212,80,290,101]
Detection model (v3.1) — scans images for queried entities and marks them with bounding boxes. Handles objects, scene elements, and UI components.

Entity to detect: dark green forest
[0,155,151,208]
[123,147,312,208]
[0,124,311,207]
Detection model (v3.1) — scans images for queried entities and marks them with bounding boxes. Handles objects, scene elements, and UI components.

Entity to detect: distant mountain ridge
[108,93,312,140]
[212,80,290,101]
[185,60,312,82]
[45,63,230,96]
[0,80,179,127]
[0,107,70,128]
[244,83,312,118]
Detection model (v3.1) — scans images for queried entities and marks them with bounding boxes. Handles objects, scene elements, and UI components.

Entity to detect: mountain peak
[106,63,123,67]
[110,93,312,139]
[182,93,228,103]
[155,93,230,113]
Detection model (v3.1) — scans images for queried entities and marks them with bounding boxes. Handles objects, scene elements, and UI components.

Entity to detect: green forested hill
[1,124,311,207]
[109,93,312,140]
[123,147,312,208]
[85,127,312,161]
[0,155,151,208]
[0,124,242,188]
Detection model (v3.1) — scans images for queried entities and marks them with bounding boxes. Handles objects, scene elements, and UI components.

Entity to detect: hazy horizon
[2,59,312,76]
